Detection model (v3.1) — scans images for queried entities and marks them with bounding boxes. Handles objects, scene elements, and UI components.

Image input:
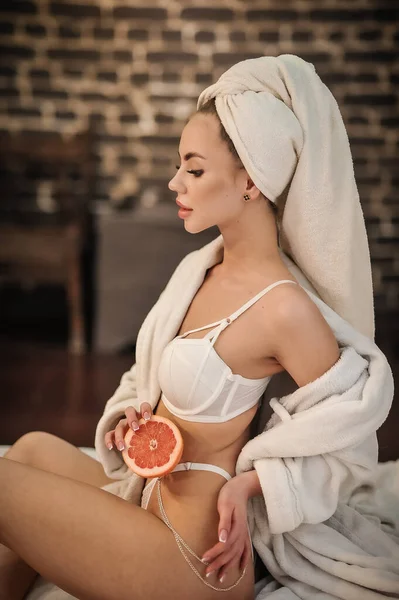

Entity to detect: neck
[216,200,284,279]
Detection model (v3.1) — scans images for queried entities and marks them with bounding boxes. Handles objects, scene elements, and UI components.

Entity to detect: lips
[176,200,193,210]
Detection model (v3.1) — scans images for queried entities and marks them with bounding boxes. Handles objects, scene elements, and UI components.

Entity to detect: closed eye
[175,166,203,177]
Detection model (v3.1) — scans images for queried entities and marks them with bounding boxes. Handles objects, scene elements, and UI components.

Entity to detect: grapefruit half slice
[122,415,184,478]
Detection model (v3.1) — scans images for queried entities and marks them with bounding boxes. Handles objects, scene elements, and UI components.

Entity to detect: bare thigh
[5,431,114,489]
[1,458,254,600]
[1,432,116,600]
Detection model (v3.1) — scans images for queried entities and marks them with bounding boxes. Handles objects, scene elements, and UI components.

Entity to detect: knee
[9,431,55,463]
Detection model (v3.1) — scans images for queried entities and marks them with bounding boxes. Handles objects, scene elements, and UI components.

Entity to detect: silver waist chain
[156,477,247,593]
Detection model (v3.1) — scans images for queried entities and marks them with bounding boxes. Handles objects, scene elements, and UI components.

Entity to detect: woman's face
[168,113,247,234]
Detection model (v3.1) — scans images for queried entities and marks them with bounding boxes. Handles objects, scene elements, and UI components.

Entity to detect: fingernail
[118,442,125,451]
[206,571,214,578]
[219,529,228,543]
[201,556,210,563]
[107,443,113,450]
[132,423,139,431]
[219,575,225,583]
[143,412,150,421]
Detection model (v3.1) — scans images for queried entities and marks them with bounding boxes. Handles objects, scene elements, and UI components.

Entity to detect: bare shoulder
[262,283,341,388]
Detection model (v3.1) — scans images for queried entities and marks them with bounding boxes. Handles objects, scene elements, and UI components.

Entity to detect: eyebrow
[177,151,206,161]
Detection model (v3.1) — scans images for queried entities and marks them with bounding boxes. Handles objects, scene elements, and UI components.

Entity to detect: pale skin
[0,112,340,599]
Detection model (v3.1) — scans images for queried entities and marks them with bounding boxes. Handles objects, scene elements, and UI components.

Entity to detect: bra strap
[178,280,298,338]
[178,319,225,339]
[228,279,298,323]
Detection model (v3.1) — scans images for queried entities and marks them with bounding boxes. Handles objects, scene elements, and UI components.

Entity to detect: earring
[243,194,250,201]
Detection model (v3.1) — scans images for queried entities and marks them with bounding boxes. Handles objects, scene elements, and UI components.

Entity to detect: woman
[105,97,340,594]
[0,101,340,600]
[1,55,392,600]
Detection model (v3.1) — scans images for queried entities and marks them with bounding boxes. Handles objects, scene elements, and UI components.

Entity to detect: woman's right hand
[104,403,153,452]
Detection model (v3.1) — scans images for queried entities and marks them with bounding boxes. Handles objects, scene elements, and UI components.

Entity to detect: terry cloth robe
[94,234,399,599]
[27,235,399,600]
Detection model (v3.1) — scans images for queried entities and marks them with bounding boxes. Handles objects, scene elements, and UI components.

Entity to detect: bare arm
[240,287,340,499]
[237,469,262,499]
[269,286,340,388]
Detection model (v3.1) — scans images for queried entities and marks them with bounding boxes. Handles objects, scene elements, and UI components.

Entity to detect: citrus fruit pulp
[122,415,184,478]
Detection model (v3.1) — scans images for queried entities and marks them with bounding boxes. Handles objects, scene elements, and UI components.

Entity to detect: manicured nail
[132,423,139,431]
[143,412,151,421]
[219,575,225,583]
[219,529,228,543]
[107,443,113,450]
[206,571,214,578]
[202,556,210,563]
[118,442,125,450]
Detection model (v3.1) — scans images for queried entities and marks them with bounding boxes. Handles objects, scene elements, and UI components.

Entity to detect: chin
[183,218,216,235]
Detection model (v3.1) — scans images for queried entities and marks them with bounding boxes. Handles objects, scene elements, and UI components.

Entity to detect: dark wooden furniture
[94,204,219,352]
[0,131,94,354]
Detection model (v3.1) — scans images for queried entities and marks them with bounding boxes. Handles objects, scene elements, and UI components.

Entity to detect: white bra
[158,279,298,423]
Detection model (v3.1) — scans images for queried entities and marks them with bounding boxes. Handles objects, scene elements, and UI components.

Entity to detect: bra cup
[158,337,271,419]
[164,337,269,384]
[157,343,177,404]
[158,340,228,413]
[156,280,297,422]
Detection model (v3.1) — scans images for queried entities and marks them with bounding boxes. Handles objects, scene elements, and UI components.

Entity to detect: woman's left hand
[201,475,251,583]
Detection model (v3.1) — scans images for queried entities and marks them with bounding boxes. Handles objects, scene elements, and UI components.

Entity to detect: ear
[245,177,263,200]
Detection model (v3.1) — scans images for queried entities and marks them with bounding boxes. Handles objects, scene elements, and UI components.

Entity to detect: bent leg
[4,431,114,488]
[2,457,251,600]
[1,433,115,600]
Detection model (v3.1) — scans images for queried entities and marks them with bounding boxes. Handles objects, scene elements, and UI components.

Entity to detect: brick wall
[0,0,398,311]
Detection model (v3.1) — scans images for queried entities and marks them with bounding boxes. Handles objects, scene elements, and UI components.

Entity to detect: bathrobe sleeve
[94,249,200,479]
[236,345,394,535]
[94,362,141,479]
[253,433,379,534]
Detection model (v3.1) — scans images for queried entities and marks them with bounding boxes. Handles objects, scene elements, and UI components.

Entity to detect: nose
[168,170,185,194]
